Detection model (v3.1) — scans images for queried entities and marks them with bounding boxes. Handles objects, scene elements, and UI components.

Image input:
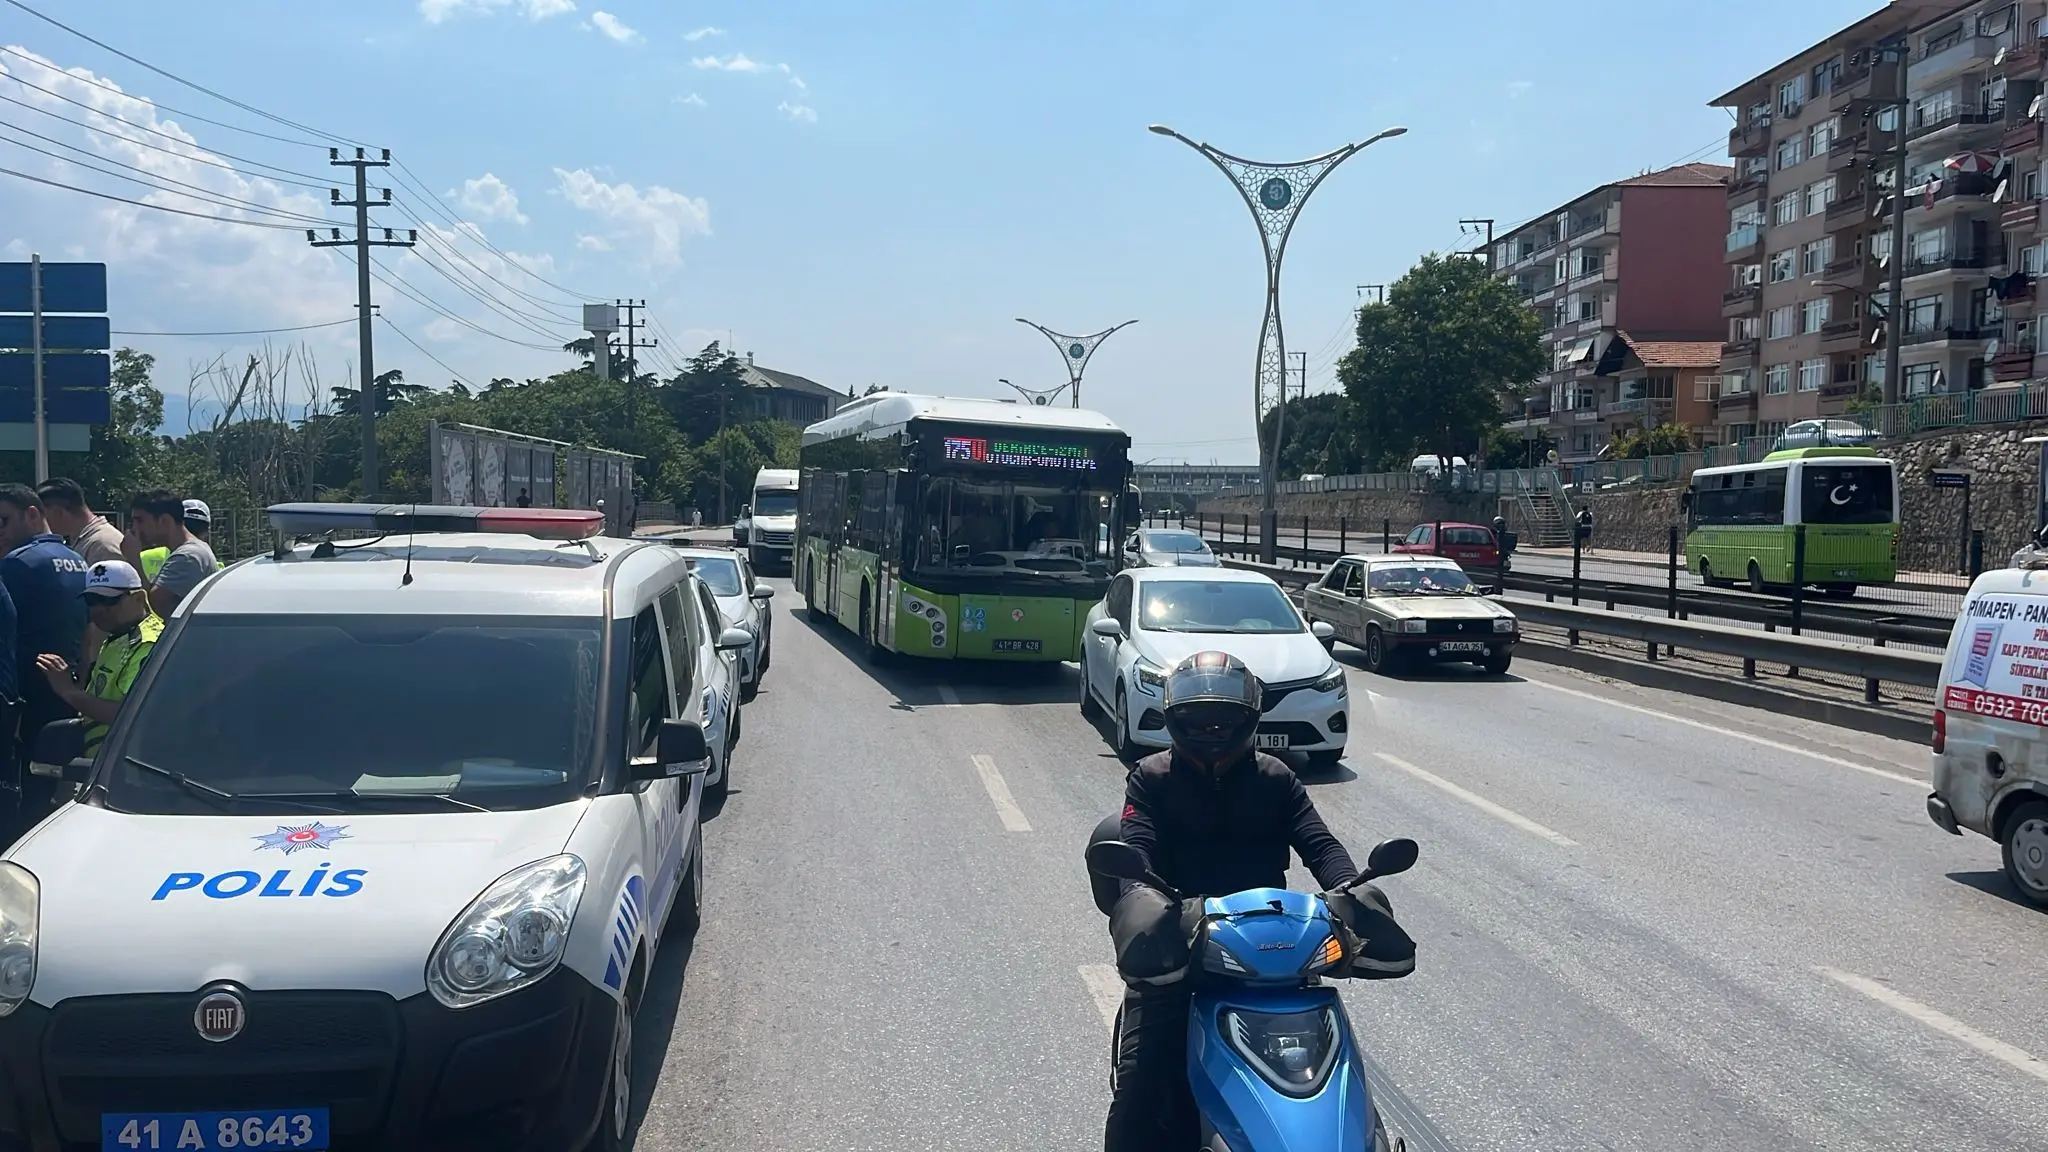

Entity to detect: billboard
[565,447,638,537]
[430,423,557,509]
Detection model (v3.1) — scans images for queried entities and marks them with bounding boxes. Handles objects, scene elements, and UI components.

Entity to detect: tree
[1336,254,1544,472]
[660,342,750,444]
[330,368,428,417]
[1258,392,1365,479]
[1610,422,1693,460]
[563,335,631,380]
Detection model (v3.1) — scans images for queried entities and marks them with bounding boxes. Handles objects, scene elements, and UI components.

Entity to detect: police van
[1929,565,2048,910]
[0,502,753,1151]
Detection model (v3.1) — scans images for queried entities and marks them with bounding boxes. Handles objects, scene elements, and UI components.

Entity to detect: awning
[1566,338,1596,365]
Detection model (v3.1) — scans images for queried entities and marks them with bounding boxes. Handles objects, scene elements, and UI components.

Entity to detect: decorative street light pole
[1148,123,1407,562]
[998,377,1070,407]
[1015,318,1138,409]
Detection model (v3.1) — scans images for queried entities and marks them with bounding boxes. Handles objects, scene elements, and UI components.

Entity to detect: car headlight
[1313,664,1346,694]
[1135,662,1168,697]
[1493,616,1515,633]
[0,863,38,1017]
[1221,1007,1342,1098]
[1397,618,1427,634]
[427,855,587,1009]
[703,687,718,721]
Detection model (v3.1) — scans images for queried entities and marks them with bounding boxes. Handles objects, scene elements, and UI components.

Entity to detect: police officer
[33,561,161,760]
[1103,651,1414,1150]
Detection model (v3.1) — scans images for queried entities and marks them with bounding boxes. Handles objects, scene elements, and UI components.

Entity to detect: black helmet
[1161,651,1262,768]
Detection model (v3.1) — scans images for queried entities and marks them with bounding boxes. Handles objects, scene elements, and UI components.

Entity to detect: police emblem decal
[253,821,351,855]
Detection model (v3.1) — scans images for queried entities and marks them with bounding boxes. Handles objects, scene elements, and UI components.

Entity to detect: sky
[0,0,1896,462]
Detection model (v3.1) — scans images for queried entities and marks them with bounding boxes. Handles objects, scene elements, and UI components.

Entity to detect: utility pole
[616,298,657,381]
[1880,44,1909,409]
[1460,218,1497,272]
[310,147,414,501]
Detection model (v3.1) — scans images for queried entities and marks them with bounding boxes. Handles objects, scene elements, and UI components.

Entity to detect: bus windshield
[1799,463,1894,525]
[915,477,1111,578]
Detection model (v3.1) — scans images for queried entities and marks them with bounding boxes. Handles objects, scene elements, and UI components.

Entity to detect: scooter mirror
[1086,839,1150,882]
[1362,837,1419,880]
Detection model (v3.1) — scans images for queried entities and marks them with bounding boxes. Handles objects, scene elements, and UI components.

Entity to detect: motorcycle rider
[1103,650,1414,1151]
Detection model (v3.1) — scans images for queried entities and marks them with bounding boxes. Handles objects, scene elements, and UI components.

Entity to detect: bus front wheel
[858,584,883,663]
[1699,559,1731,589]
[1747,560,1767,596]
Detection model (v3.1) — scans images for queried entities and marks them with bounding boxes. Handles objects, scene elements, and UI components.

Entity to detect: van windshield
[104,614,602,816]
[753,492,798,517]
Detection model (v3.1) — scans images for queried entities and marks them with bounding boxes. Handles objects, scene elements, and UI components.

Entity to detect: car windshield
[1369,565,1475,596]
[753,492,798,517]
[106,614,602,815]
[1138,580,1303,634]
[1143,531,1209,554]
[1442,527,1492,547]
[686,555,744,596]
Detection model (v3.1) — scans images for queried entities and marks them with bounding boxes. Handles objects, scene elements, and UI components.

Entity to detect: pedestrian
[125,489,217,619]
[515,487,533,509]
[34,560,162,760]
[0,484,89,812]
[33,478,124,565]
[1576,506,1596,556]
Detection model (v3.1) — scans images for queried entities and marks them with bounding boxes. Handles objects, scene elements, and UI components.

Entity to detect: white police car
[0,502,752,1152]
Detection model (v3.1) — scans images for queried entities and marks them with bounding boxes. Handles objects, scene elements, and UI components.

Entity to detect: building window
[1813,58,1841,96]
[1808,119,1837,157]
[1913,89,1957,130]
[1694,376,1716,401]
[2023,242,2046,276]
[1638,374,1675,400]
[1553,303,1569,330]
[1801,237,1834,276]
[1722,369,1752,396]
[1802,297,1831,333]
[1765,363,1791,394]
[2036,314,2048,352]
[1804,176,1837,216]
[1910,227,1947,263]
[1905,294,1943,334]
[1876,105,1901,133]
[1769,248,1796,282]
[1904,362,1941,396]
[1776,136,1806,171]
[1731,315,1760,342]
[1734,263,1762,289]
[1871,229,1894,264]
[1865,353,1886,386]
[1768,305,1796,339]
[1798,358,1826,392]
[1578,298,1600,322]
[1779,75,1807,117]
[1772,191,1801,225]
[2025,168,2043,203]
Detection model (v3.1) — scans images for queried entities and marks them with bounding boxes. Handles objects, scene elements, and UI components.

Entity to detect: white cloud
[683,26,723,41]
[789,75,808,93]
[450,173,528,224]
[576,233,613,252]
[1506,80,1534,99]
[777,101,817,124]
[692,52,772,73]
[588,11,640,43]
[419,0,574,24]
[553,168,709,271]
[674,92,708,107]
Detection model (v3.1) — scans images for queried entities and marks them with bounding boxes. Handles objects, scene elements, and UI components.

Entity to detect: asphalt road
[622,575,2048,1151]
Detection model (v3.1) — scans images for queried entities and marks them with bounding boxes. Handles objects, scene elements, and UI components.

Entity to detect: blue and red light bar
[266,502,607,541]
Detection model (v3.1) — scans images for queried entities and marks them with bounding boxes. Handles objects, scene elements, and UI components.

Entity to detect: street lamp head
[1147,124,1176,137]
[1381,126,1410,138]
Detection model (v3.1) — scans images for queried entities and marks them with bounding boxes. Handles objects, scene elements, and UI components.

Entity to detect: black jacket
[1119,749,1358,899]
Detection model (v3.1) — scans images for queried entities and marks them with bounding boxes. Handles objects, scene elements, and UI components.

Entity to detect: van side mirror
[30,718,92,784]
[632,719,711,783]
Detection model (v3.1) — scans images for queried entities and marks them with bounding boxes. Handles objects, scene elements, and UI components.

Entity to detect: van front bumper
[0,967,616,1152]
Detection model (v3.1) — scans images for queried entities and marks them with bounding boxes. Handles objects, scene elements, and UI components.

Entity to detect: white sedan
[673,546,775,700]
[1080,567,1348,770]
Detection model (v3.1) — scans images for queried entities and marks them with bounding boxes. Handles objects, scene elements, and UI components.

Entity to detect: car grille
[755,530,792,547]
[1256,676,1324,712]
[1423,619,1493,638]
[42,991,401,1142]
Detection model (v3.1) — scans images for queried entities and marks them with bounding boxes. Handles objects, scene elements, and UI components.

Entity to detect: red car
[1392,522,1508,570]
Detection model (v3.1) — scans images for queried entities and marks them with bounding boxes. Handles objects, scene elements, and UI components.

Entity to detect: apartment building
[1604,334,1725,441]
[1492,163,1732,463]
[1710,1,1948,447]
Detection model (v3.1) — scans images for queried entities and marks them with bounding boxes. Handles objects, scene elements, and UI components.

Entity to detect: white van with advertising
[745,468,799,571]
[0,502,754,1151]
[1928,567,2048,908]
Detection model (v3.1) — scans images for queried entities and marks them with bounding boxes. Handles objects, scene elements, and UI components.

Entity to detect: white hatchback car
[1080,567,1348,770]
[0,502,753,1152]
[670,547,774,702]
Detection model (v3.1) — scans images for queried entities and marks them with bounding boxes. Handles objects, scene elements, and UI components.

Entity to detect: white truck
[742,467,799,571]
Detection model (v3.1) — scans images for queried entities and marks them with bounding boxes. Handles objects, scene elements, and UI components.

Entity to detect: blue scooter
[1087,836,1417,1152]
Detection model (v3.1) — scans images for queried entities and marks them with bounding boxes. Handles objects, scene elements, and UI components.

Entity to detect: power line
[0,71,331,187]
[379,314,477,391]
[0,0,356,146]
[389,200,582,320]
[0,162,305,228]
[0,45,330,149]
[0,124,332,225]
[392,242,578,342]
[388,158,602,303]
[0,89,328,191]
[111,318,355,336]
[349,251,565,351]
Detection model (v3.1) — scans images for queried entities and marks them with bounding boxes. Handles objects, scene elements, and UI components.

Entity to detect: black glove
[1107,887,1204,985]
[1324,884,1415,980]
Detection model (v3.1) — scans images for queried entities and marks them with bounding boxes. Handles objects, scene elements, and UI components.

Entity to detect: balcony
[1721,284,1762,317]
[2004,118,2043,156]
[1900,323,1995,346]
[1903,250,1998,279]
[1825,191,1871,227]
[1998,34,2045,73]
[1601,395,1672,419]
[1821,318,1867,351]
[1830,67,1875,112]
[2004,198,2041,233]
[1824,254,1867,280]
[1722,338,1761,368]
[1716,390,1759,415]
[1906,171,1998,215]
[1916,31,2001,87]
[1726,228,1763,262]
[1568,207,1618,240]
[1570,260,1616,291]
[1729,123,1770,158]
[1907,107,2001,144]
[1727,168,1770,198]
[1995,346,2037,382]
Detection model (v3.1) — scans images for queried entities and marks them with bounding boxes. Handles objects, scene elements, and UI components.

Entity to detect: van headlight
[0,863,37,1017]
[427,855,587,1009]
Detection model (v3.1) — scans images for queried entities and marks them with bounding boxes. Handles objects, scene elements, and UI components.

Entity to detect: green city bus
[796,393,1136,661]
[1682,447,1899,598]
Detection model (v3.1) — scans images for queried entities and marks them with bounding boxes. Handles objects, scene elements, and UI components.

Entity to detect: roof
[1126,565,1275,585]
[1616,331,1723,370]
[1499,162,1738,244]
[191,532,680,620]
[802,392,1127,444]
[1336,554,1462,566]
[1708,1,1951,107]
[742,362,839,398]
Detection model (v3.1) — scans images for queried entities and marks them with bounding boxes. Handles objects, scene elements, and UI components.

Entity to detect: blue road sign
[0,352,110,390]
[0,315,111,350]
[0,262,108,314]
[0,389,111,424]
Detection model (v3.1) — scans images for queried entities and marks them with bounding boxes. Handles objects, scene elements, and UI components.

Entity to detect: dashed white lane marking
[938,684,961,706]
[1818,967,2048,1087]
[1523,678,1922,787]
[1079,964,1124,1029]
[969,754,1032,832]
[1373,752,1578,848]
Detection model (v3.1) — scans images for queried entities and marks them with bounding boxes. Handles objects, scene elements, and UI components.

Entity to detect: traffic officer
[33,560,162,760]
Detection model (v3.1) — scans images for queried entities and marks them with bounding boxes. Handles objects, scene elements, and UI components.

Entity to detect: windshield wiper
[239,789,492,814]
[122,757,341,813]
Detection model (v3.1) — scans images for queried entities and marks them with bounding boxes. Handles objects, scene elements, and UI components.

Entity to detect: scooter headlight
[1220,1007,1342,1098]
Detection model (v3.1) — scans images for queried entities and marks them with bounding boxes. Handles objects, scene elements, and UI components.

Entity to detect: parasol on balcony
[1942,150,2000,173]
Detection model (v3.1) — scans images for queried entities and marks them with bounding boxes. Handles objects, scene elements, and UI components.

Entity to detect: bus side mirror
[1679,492,1693,511]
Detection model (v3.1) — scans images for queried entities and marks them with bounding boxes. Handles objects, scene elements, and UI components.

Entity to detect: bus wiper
[122,757,339,814]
